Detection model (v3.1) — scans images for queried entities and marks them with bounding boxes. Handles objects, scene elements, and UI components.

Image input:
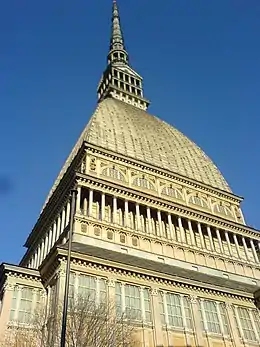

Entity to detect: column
[34,252,38,269]
[56,215,61,241]
[52,221,57,246]
[225,303,241,346]
[180,294,191,346]
[136,203,140,231]
[150,288,163,346]
[215,302,225,336]
[101,193,106,221]
[60,208,66,234]
[157,210,162,237]
[178,217,186,244]
[225,231,233,256]
[207,226,215,251]
[107,279,116,307]
[124,200,129,228]
[249,309,260,341]
[147,207,151,234]
[250,239,259,263]
[190,296,204,346]
[112,196,117,224]
[200,299,213,347]
[216,228,224,253]
[168,214,174,240]
[242,237,250,261]
[48,228,53,253]
[0,284,16,337]
[140,288,150,347]
[233,305,245,340]
[66,200,71,225]
[188,220,196,246]
[197,222,206,248]
[88,189,93,217]
[233,234,241,258]
[76,186,81,213]
[83,198,87,216]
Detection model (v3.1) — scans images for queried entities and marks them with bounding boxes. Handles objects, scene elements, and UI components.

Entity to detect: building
[1,1,260,346]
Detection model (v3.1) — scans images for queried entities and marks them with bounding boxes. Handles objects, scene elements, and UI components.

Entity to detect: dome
[86,98,230,192]
[44,97,230,209]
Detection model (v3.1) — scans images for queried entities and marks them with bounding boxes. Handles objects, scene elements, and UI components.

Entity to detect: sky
[0,0,260,265]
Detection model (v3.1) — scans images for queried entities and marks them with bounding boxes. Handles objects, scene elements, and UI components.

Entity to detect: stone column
[207,226,215,252]
[147,207,151,234]
[197,222,206,248]
[150,288,163,346]
[0,283,15,337]
[124,200,129,228]
[101,193,106,221]
[180,294,191,346]
[250,239,259,263]
[242,237,250,261]
[112,196,117,224]
[168,214,174,240]
[233,234,241,258]
[136,203,140,231]
[83,198,87,216]
[76,186,81,213]
[216,228,224,253]
[48,228,53,253]
[157,210,162,237]
[178,216,186,244]
[61,208,66,234]
[88,189,93,217]
[225,303,241,347]
[200,298,213,347]
[188,220,196,246]
[52,221,57,246]
[225,231,233,256]
[56,215,61,241]
[190,295,204,346]
[66,200,71,225]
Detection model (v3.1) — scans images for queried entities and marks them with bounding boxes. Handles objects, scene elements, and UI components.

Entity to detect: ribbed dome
[86,98,230,192]
[44,98,230,209]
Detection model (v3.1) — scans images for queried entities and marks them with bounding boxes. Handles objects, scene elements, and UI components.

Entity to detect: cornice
[56,247,255,303]
[85,143,243,204]
[76,173,260,240]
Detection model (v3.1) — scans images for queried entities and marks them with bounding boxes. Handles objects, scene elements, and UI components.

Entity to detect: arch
[101,166,126,182]
[161,186,183,200]
[213,203,234,218]
[188,194,209,209]
[132,176,156,191]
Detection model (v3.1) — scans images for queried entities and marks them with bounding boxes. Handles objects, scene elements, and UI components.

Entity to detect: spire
[108,0,128,65]
[97,0,150,110]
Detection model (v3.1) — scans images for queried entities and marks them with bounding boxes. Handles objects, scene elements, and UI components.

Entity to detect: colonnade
[77,187,260,264]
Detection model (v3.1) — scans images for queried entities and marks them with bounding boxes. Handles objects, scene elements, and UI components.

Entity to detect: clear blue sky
[0,1,260,264]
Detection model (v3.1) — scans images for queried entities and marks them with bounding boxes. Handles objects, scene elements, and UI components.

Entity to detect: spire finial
[109,0,128,63]
[97,0,150,110]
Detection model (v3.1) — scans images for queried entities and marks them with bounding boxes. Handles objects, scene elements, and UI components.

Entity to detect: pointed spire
[97,0,150,110]
[110,0,125,52]
[108,0,128,65]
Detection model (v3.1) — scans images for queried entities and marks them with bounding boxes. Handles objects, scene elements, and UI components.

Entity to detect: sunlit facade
[1,1,260,346]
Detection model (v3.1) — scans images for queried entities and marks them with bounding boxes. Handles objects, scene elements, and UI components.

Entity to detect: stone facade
[0,1,260,346]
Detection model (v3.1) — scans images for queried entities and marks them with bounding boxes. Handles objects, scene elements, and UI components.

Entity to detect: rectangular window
[159,291,193,330]
[200,300,229,336]
[115,282,151,323]
[10,286,37,324]
[237,306,256,341]
[68,272,107,307]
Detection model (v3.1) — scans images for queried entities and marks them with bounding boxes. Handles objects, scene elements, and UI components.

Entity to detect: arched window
[102,167,125,182]
[188,195,209,209]
[162,186,183,200]
[133,177,155,190]
[214,204,233,218]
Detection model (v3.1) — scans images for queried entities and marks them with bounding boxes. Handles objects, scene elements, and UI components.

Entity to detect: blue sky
[0,0,260,264]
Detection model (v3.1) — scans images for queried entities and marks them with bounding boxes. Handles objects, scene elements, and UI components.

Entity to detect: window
[9,286,41,324]
[189,195,209,209]
[115,282,151,323]
[162,186,183,200]
[235,306,257,341]
[133,177,155,191]
[214,204,233,218]
[102,167,125,182]
[199,300,229,336]
[69,273,107,307]
[159,291,193,329]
